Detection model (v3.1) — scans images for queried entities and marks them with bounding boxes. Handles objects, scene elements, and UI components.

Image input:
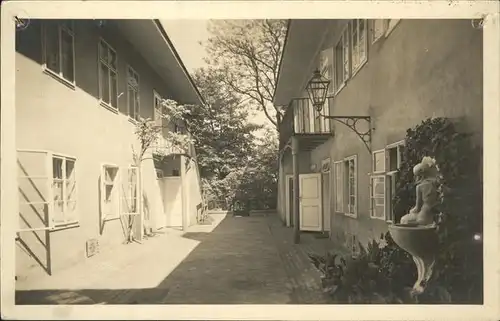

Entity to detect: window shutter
[119,166,128,216]
[370,175,385,219]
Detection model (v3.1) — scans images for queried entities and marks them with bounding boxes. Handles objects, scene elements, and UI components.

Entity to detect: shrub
[309,232,416,303]
[310,117,483,304]
[394,117,483,303]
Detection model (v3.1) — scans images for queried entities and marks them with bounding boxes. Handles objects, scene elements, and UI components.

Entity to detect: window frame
[153,90,163,127]
[368,140,406,222]
[126,65,141,121]
[333,24,350,95]
[41,20,76,88]
[371,19,386,44]
[101,164,120,221]
[385,19,401,37]
[350,19,368,76]
[333,160,344,213]
[343,155,358,218]
[386,140,405,173]
[51,154,78,227]
[370,174,386,220]
[385,140,405,223]
[319,49,333,133]
[372,149,386,174]
[98,38,119,112]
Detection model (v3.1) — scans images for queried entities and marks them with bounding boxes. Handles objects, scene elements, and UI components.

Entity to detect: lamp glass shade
[306,70,330,112]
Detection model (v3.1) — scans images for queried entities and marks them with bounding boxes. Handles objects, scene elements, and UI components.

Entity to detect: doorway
[299,173,322,231]
[321,159,331,233]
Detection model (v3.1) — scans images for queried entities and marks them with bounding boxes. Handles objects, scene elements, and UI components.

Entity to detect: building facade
[15,19,204,280]
[275,19,483,255]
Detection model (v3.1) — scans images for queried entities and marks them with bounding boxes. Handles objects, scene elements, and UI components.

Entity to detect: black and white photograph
[1,1,499,320]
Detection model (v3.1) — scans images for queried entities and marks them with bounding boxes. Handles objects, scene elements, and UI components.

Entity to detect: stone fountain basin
[388,224,438,259]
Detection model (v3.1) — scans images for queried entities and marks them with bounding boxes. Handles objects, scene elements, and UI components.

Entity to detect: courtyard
[16,213,333,305]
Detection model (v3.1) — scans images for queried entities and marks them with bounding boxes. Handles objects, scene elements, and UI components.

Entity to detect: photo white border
[2,1,499,320]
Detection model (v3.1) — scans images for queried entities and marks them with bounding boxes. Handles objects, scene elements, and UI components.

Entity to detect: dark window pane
[44,22,60,73]
[134,92,140,120]
[128,87,134,116]
[52,158,63,179]
[100,63,110,103]
[65,159,75,179]
[99,41,107,62]
[110,71,117,107]
[389,148,398,171]
[61,30,74,82]
[108,50,117,70]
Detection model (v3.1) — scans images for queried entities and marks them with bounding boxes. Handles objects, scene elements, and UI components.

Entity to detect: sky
[161,20,273,134]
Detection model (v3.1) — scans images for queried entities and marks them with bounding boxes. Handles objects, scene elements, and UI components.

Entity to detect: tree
[236,128,279,209]
[185,67,262,202]
[202,19,288,130]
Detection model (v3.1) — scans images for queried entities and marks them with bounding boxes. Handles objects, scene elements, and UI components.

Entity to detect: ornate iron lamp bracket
[318,113,372,153]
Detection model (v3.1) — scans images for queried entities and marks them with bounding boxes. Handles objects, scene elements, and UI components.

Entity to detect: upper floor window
[350,19,367,73]
[153,90,163,126]
[98,40,118,109]
[317,49,333,133]
[386,19,401,36]
[372,19,386,43]
[42,20,75,84]
[372,19,401,43]
[334,26,350,93]
[127,66,140,121]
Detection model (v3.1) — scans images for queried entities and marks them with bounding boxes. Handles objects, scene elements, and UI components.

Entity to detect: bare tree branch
[202,19,287,130]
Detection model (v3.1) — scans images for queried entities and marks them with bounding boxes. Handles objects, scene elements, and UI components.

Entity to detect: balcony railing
[279,97,334,149]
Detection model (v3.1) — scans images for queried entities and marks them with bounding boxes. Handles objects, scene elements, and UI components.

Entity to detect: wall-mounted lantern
[305,69,373,153]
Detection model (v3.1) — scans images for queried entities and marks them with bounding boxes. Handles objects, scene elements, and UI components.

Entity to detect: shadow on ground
[16,214,299,305]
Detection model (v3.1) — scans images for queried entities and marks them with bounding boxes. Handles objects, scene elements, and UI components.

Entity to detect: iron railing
[279,97,334,149]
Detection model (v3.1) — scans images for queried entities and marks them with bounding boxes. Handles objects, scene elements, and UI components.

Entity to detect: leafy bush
[394,117,483,303]
[309,232,416,303]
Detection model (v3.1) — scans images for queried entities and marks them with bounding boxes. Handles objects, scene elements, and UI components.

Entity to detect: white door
[299,173,322,231]
[162,177,183,227]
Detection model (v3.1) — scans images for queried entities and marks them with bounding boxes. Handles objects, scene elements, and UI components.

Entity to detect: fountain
[388,156,442,297]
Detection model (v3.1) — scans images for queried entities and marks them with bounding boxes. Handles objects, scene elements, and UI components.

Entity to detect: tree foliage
[186,68,262,183]
[394,117,483,303]
[202,19,288,129]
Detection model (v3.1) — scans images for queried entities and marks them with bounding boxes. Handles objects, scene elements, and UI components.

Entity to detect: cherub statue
[400,156,440,226]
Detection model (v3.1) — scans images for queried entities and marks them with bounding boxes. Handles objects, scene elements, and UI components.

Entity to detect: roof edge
[272,19,291,105]
[153,20,206,106]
